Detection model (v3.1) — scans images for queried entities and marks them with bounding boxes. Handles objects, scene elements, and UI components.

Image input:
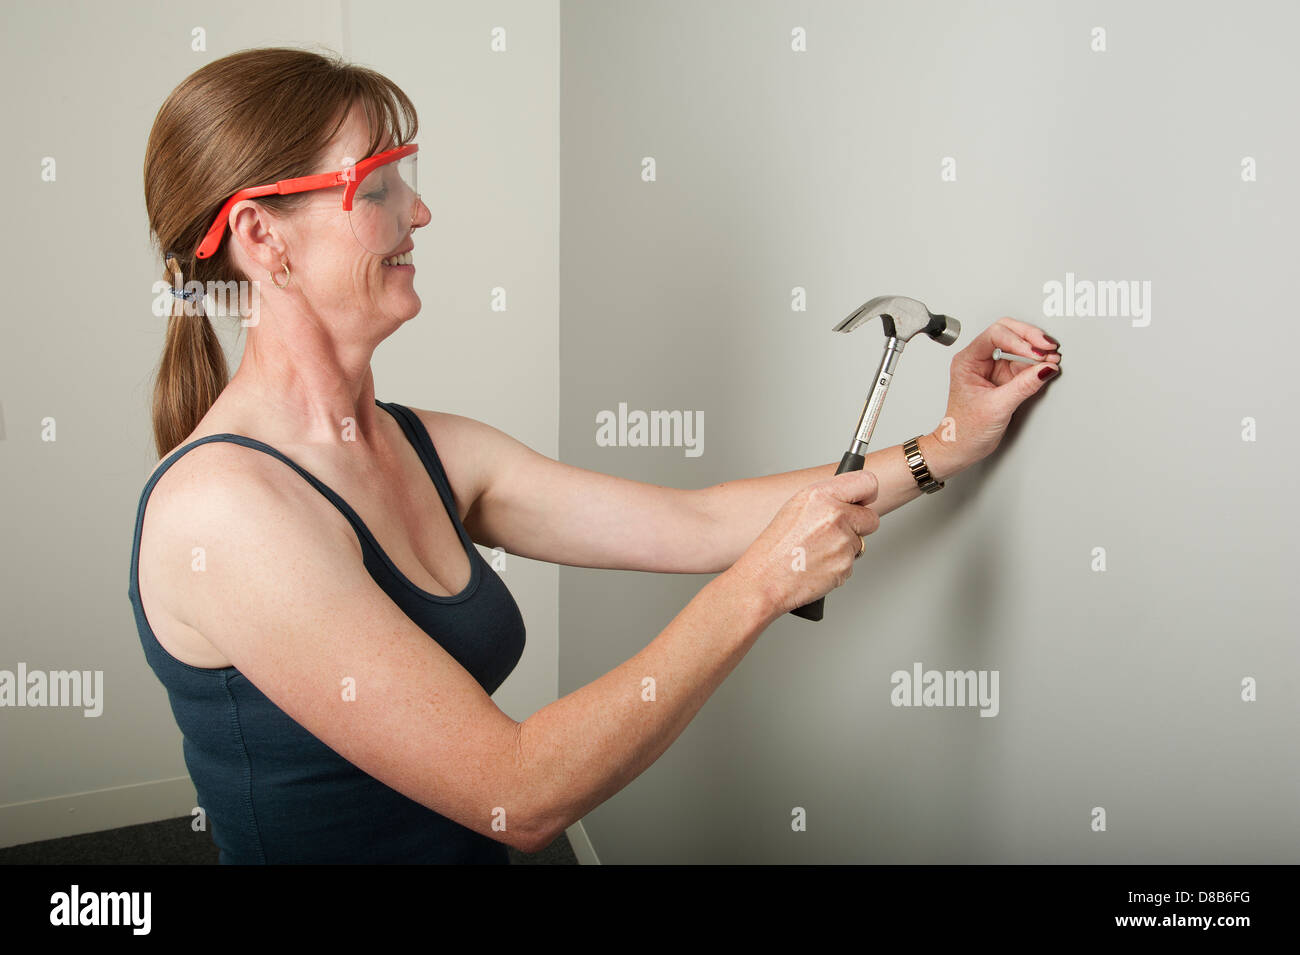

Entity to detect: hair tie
[162,249,199,302]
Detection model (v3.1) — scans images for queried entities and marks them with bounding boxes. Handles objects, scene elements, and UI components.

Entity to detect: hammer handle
[789,450,866,621]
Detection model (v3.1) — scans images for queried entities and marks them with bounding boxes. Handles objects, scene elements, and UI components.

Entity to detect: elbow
[496,826,541,855]
[498,800,565,856]
[510,822,561,856]
[505,718,569,855]
[518,804,572,854]
[479,798,555,855]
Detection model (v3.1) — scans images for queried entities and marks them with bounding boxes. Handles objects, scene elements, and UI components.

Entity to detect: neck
[224,306,384,451]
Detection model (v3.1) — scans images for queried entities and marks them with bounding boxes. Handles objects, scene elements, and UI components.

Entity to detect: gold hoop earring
[270,263,291,289]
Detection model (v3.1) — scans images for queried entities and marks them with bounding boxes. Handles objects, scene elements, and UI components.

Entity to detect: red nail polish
[1038,365,1057,380]
[1031,347,1047,355]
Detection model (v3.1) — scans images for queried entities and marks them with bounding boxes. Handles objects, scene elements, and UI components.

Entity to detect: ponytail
[150,253,228,459]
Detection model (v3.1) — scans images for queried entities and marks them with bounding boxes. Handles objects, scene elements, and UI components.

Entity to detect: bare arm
[157,442,779,854]
[515,570,773,846]
[420,408,958,578]
[699,429,964,571]
[420,408,717,574]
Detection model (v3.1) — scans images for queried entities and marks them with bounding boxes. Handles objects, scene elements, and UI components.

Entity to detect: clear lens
[348,154,419,255]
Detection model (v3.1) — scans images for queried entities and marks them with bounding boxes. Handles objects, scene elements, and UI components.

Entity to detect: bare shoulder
[147,437,326,529]
[141,439,356,634]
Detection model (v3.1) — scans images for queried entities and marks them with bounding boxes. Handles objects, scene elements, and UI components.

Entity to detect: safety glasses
[194,143,420,260]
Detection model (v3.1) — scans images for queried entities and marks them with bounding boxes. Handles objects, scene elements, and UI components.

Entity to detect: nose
[411,196,431,230]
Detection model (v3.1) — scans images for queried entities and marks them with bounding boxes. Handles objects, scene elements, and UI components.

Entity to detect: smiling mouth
[382,251,413,266]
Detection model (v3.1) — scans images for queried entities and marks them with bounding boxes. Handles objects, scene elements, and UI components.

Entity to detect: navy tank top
[127,399,526,863]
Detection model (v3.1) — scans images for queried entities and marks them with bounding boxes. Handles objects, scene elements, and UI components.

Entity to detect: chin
[389,291,422,322]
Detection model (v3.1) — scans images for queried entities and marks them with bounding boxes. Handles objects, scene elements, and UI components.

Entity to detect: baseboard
[564,819,601,864]
[0,776,199,849]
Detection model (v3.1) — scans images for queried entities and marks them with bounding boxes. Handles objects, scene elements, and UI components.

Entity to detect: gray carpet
[0,816,578,865]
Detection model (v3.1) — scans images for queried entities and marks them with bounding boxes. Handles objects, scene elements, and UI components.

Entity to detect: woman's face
[241,101,431,339]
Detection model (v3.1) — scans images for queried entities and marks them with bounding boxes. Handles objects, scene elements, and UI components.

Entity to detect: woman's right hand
[727,469,881,619]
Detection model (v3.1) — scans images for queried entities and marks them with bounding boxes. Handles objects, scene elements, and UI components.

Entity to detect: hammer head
[832,295,960,346]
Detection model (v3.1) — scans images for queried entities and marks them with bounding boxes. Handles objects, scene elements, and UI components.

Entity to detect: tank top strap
[373,400,461,515]
[128,432,376,589]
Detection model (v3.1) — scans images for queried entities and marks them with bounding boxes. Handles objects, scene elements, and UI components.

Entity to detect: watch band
[903,435,945,494]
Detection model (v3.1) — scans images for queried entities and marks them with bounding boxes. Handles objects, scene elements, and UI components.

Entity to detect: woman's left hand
[933,317,1062,468]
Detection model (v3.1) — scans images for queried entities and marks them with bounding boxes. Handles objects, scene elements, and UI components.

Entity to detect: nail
[1038,365,1057,380]
[1043,334,1059,347]
[992,347,1038,365]
[1031,347,1048,355]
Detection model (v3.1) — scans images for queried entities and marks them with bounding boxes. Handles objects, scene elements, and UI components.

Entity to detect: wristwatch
[903,435,945,494]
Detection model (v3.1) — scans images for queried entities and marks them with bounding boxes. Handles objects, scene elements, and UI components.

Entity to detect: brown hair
[143,46,417,458]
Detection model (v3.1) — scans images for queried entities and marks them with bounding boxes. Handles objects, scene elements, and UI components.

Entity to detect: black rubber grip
[789,450,866,622]
[790,596,825,621]
[833,451,865,476]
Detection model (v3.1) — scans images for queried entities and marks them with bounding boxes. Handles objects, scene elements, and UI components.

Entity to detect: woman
[129,47,1061,864]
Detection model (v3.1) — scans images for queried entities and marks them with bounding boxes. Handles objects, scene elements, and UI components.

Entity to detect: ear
[227,199,289,275]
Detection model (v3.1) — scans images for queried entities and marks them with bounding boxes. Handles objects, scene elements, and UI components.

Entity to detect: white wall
[0,0,560,846]
[558,0,1300,862]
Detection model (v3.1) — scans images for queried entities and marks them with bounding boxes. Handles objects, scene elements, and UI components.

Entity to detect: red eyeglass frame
[194,143,419,260]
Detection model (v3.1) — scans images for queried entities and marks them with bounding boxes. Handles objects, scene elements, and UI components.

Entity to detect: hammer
[790,295,961,621]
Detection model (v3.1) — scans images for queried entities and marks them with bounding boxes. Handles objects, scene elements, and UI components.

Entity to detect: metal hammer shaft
[789,336,903,621]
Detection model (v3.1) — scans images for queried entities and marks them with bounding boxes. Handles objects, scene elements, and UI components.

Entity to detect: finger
[826,467,879,504]
[995,357,1060,404]
[851,505,881,538]
[991,316,1060,353]
[957,321,1047,367]
[988,322,1061,364]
